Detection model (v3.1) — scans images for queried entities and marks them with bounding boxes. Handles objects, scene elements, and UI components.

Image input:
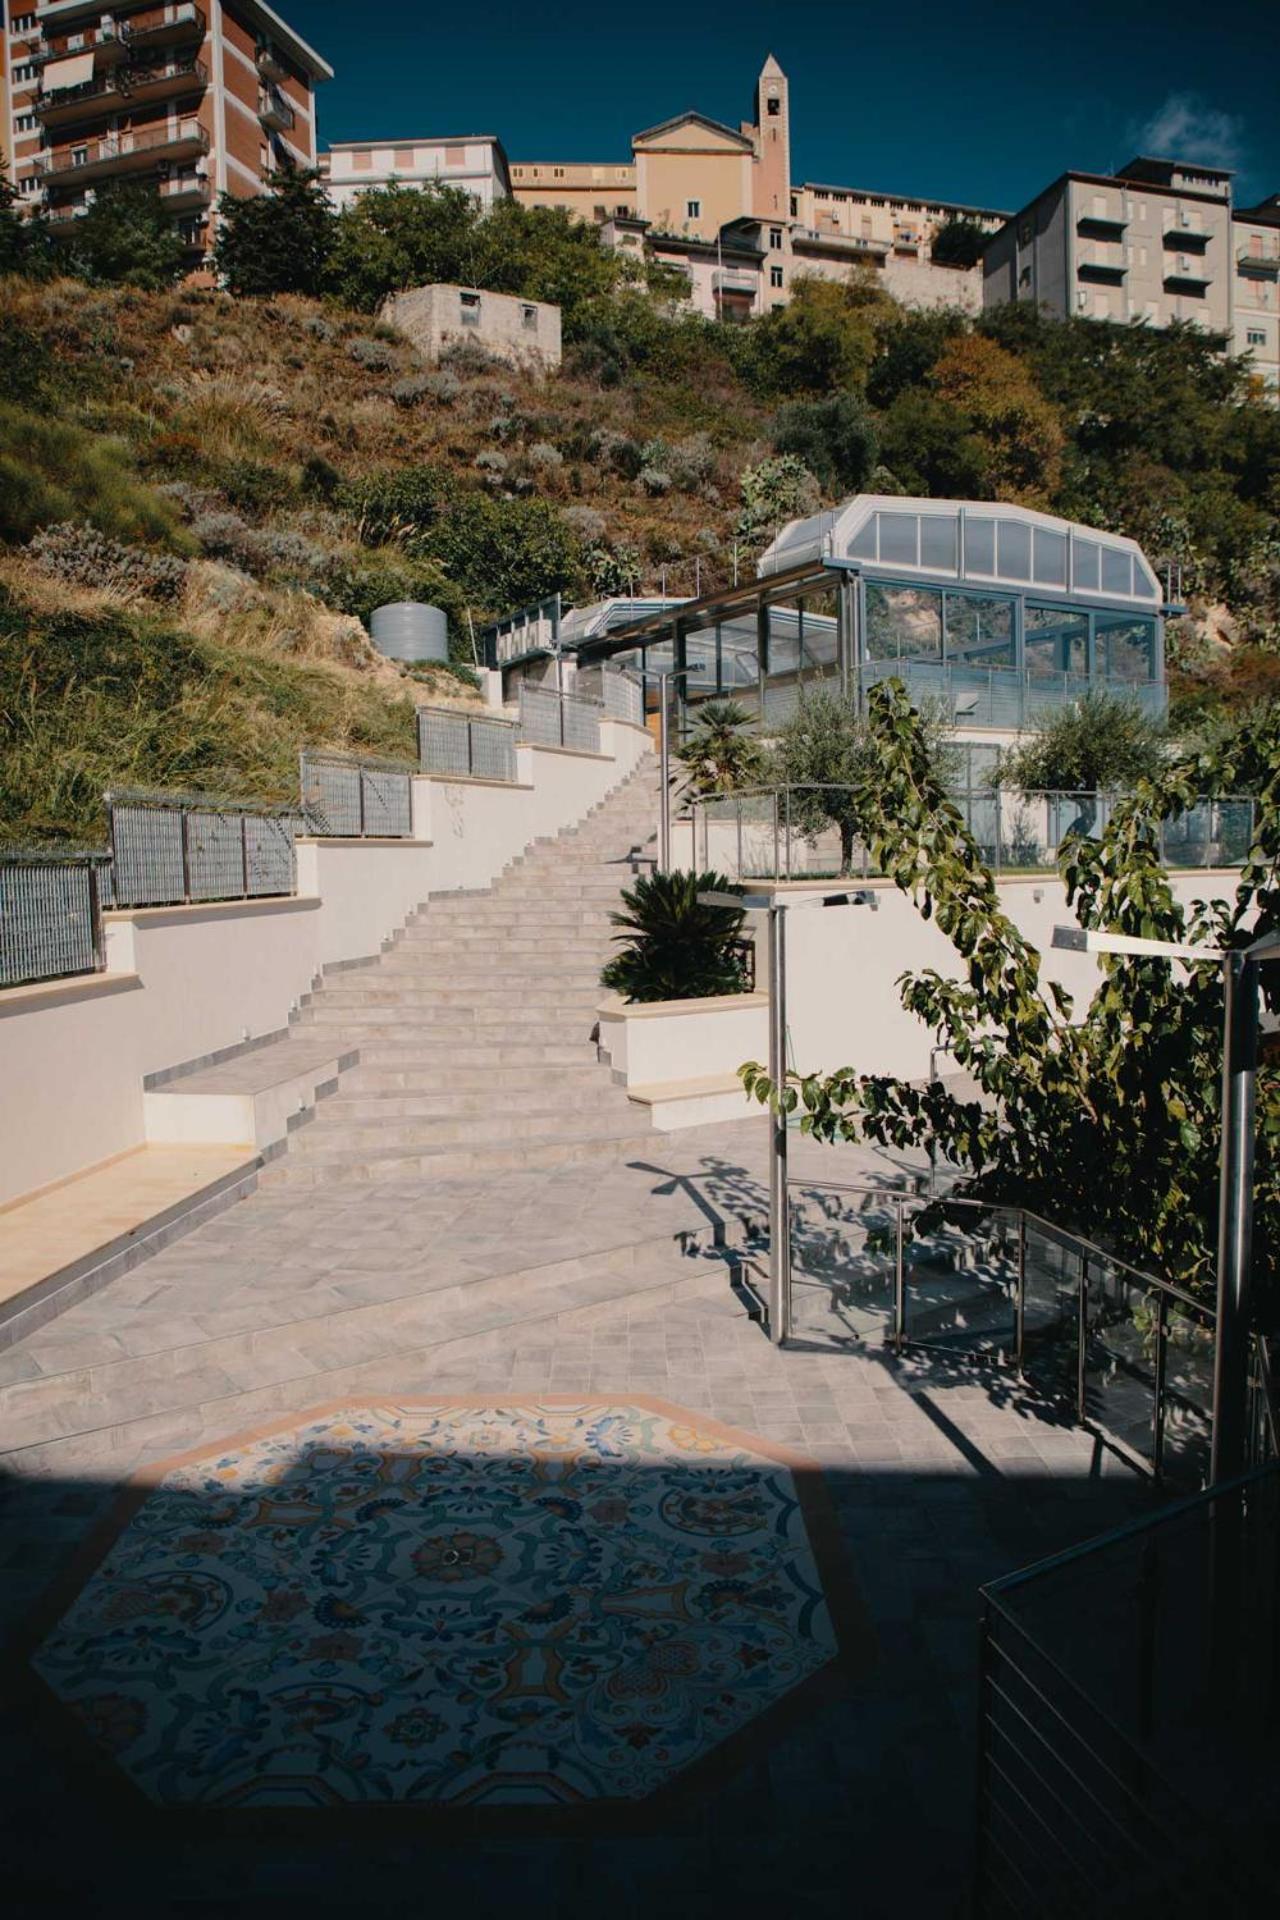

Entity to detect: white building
[320,134,510,212]
[381,283,561,373]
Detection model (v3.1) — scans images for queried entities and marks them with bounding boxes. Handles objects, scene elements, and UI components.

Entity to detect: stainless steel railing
[299,751,415,838]
[517,684,603,754]
[104,787,307,909]
[416,706,518,782]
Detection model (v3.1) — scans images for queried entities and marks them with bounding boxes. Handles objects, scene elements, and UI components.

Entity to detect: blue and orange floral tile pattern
[33,1400,838,1806]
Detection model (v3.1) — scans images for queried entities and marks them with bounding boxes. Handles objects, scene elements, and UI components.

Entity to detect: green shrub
[320,549,464,634]
[0,402,187,547]
[426,494,584,615]
[29,522,189,600]
[600,870,750,1003]
[336,465,455,546]
[771,392,879,495]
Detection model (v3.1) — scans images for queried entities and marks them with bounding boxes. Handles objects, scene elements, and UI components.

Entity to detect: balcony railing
[1237,243,1280,276]
[793,226,888,256]
[38,55,208,126]
[126,4,206,48]
[39,119,209,181]
[157,173,210,209]
[855,657,1166,727]
[258,85,294,132]
[255,37,291,83]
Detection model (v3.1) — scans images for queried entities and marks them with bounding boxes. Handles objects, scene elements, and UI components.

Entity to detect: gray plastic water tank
[370,601,449,664]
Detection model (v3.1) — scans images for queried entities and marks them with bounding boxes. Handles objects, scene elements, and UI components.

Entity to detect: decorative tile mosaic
[32,1400,838,1807]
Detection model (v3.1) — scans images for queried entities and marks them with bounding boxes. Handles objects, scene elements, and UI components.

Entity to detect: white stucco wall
[0,723,651,1206]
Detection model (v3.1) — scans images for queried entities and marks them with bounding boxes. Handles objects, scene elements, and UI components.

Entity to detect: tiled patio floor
[0,1118,1158,1916]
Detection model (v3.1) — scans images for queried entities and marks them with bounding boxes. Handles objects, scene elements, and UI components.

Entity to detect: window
[553,166,565,179]
[963,516,996,576]
[865,584,943,662]
[921,514,958,571]
[1100,545,1133,596]
[593,203,606,220]
[1025,605,1088,679]
[769,226,783,250]
[445,145,465,167]
[790,194,797,217]
[394,148,415,170]
[770,264,783,287]
[686,199,700,219]
[520,304,537,331]
[944,593,1014,668]
[12,61,38,83]
[615,203,628,217]
[15,114,37,134]
[353,150,372,171]
[1097,615,1156,682]
[1032,527,1068,589]
[12,14,37,31]
[766,96,780,117]
[1247,328,1266,346]
[460,292,481,326]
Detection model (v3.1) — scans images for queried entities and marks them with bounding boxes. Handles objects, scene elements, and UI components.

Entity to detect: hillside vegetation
[1,178,1278,840]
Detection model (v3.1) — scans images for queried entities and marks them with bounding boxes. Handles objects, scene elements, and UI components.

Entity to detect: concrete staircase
[271,754,665,1187]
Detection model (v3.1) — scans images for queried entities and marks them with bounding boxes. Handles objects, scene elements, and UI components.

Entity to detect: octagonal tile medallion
[30,1398,861,1811]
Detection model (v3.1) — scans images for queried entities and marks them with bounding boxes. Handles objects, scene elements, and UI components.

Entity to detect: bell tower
[753,55,791,220]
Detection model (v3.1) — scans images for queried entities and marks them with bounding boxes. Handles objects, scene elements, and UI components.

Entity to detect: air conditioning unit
[1076,291,1089,311]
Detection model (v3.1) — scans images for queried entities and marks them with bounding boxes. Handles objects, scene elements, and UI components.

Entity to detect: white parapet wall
[0,719,651,1207]
[597,991,768,1130]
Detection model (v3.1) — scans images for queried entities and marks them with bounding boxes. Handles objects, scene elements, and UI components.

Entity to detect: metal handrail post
[88,860,106,974]
[179,806,191,904]
[772,789,780,882]
[1211,951,1260,1484]
[1077,1256,1089,1424]
[1015,1214,1027,1370]
[894,1199,906,1353]
[784,786,792,881]
[768,902,790,1345]
[658,682,670,873]
[1153,1291,1169,1480]
[240,812,250,898]
[357,768,366,839]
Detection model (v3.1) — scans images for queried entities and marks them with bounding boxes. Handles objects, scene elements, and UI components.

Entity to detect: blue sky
[294,0,1279,210]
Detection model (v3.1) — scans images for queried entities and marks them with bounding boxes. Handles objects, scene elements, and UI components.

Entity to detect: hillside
[1,249,1278,843]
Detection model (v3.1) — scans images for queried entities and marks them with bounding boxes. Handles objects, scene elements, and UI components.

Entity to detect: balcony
[792,226,889,258]
[126,5,206,51]
[1077,259,1127,285]
[1163,223,1211,249]
[38,55,208,128]
[39,119,209,184]
[712,268,758,296]
[255,38,291,84]
[892,233,921,254]
[1238,243,1280,278]
[1164,264,1212,294]
[258,85,294,133]
[157,172,210,211]
[1076,214,1127,240]
[35,22,129,65]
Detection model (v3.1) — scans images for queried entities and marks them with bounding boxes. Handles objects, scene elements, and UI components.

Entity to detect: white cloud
[1127,93,1245,171]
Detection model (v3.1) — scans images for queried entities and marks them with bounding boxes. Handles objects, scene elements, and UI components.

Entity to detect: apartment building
[1234,194,1280,396]
[790,182,1006,313]
[320,134,510,212]
[2,0,330,262]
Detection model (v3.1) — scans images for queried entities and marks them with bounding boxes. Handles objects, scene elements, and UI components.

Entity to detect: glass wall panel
[879,512,920,566]
[944,593,1015,667]
[1101,545,1134,596]
[997,520,1032,581]
[1072,537,1100,592]
[1025,603,1088,677]
[1032,527,1068,588]
[848,519,878,560]
[865,583,943,661]
[964,516,996,576]
[921,513,959,571]
[1097,615,1157,683]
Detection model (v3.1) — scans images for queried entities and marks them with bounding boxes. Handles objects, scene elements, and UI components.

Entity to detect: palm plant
[600,869,750,1004]
[678,700,765,799]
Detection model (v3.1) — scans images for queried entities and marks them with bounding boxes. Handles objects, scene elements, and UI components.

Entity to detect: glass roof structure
[757,496,1163,608]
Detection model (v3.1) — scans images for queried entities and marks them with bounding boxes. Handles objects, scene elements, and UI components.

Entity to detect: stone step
[297,998,602,1029]
[307,983,603,1010]
[265,1126,660,1185]
[302,1100,635,1147]
[339,1061,607,1094]
[316,1040,596,1068]
[0,1230,738,1459]
[304,1084,631,1122]
[375,956,604,980]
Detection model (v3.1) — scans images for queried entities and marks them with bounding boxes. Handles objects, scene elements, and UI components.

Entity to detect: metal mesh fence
[518,685,602,753]
[299,753,413,837]
[106,791,304,908]
[416,708,517,782]
[577,667,644,727]
[0,852,107,988]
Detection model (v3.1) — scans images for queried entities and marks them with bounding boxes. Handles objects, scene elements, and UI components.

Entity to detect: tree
[876,388,990,499]
[771,392,879,495]
[931,332,1065,506]
[743,273,892,397]
[741,680,1280,1314]
[999,691,1167,796]
[426,495,584,616]
[0,152,53,279]
[929,217,989,269]
[767,685,866,874]
[601,870,749,1003]
[735,455,820,549]
[327,180,482,311]
[214,167,336,297]
[679,700,766,798]
[62,179,185,289]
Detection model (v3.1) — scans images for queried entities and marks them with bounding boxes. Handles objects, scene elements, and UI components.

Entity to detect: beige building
[320,134,510,212]
[381,283,561,374]
[1234,195,1280,397]
[3,0,330,261]
[512,55,1003,321]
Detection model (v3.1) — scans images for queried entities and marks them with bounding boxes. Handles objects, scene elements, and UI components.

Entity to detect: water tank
[370,601,449,664]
